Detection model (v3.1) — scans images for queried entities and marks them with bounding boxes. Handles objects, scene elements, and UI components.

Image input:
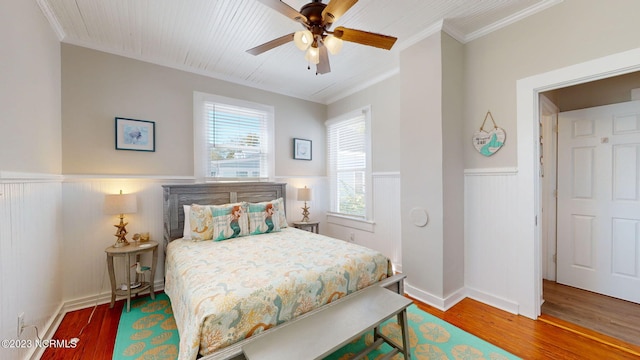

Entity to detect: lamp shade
[103,193,137,215]
[304,46,320,65]
[323,35,343,55]
[297,187,312,202]
[294,30,313,51]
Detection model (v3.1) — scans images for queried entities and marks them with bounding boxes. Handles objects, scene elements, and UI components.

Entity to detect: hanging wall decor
[115,117,155,152]
[472,111,506,157]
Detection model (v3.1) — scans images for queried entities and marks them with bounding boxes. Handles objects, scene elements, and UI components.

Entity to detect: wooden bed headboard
[162,182,286,246]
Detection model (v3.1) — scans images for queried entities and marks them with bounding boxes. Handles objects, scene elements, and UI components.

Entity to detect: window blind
[199,99,271,180]
[327,113,368,217]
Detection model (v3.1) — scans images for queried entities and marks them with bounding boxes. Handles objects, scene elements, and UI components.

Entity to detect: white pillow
[183,205,191,239]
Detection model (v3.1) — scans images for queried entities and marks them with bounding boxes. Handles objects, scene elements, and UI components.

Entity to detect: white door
[557,100,640,304]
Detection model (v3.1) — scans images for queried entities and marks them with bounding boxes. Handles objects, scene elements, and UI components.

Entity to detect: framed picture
[115,117,155,152]
[293,138,312,160]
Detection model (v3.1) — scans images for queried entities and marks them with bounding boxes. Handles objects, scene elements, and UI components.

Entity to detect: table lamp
[104,190,137,247]
[297,186,312,222]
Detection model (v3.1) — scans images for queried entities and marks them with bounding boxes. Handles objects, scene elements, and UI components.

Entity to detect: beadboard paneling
[0,181,63,360]
[464,168,520,313]
[60,175,400,310]
[61,178,190,303]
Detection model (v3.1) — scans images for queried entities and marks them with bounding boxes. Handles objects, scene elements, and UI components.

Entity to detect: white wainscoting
[61,177,193,307]
[464,167,520,314]
[0,177,63,360]
[62,176,330,308]
[0,174,400,359]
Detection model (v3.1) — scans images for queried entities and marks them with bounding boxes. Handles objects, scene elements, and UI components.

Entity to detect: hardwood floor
[541,280,640,348]
[41,301,123,360]
[41,291,640,360]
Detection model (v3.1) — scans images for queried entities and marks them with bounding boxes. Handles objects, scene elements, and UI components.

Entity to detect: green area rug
[114,293,520,360]
[113,293,179,359]
[325,304,520,360]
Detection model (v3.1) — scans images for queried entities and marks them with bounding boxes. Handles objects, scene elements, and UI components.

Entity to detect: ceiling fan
[247,0,397,75]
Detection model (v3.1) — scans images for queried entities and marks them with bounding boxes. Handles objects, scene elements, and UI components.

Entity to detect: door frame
[515,47,640,319]
[540,95,558,283]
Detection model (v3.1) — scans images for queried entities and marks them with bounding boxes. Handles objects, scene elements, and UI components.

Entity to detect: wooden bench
[242,285,413,360]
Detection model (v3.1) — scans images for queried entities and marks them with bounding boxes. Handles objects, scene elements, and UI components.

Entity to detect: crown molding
[44,0,564,106]
[37,0,65,41]
[61,38,324,104]
[463,0,564,43]
[397,19,445,51]
[325,66,400,105]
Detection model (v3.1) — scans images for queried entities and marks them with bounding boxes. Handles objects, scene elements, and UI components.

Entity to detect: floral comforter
[164,227,392,360]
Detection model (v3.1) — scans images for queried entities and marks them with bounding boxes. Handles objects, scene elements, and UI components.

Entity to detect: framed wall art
[293,138,312,160]
[115,117,155,152]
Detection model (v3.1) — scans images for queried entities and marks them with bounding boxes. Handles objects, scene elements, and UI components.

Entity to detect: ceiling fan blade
[334,26,397,50]
[316,45,331,74]
[256,0,307,23]
[246,33,295,55]
[322,0,358,24]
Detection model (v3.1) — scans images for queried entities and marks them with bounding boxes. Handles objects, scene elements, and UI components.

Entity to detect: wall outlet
[17,313,24,337]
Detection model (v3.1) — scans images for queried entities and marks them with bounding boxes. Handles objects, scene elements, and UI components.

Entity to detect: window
[326,106,372,220]
[194,92,274,181]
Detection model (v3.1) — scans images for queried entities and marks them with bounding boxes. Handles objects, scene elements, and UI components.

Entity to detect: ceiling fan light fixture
[294,30,313,51]
[305,46,320,64]
[323,34,343,55]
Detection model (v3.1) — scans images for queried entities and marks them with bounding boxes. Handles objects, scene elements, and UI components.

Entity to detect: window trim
[325,105,373,221]
[193,91,275,182]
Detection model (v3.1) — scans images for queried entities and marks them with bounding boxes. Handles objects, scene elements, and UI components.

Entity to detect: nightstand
[105,240,158,312]
[292,221,320,234]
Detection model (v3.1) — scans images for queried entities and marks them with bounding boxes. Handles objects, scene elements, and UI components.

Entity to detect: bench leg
[398,308,411,360]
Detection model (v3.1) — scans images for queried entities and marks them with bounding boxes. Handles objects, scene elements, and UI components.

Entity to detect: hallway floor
[541,280,640,348]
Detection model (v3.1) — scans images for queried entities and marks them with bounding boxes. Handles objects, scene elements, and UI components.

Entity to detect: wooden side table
[105,240,158,312]
[292,221,319,234]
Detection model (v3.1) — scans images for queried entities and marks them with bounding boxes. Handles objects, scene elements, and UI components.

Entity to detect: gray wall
[327,74,401,173]
[1,1,61,174]
[0,2,63,360]
[399,32,445,296]
[441,32,465,297]
[543,71,640,112]
[463,0,640,170]
[62,44,327,177]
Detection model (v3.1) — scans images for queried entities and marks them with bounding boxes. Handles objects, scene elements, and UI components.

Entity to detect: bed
[162,182,404,360]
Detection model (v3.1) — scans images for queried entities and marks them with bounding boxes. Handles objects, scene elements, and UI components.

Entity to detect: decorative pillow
[189,204,214,241]
[275,197,288,228]
[183,205,192,239]
[248,201,281,235]
[210,202,250,241]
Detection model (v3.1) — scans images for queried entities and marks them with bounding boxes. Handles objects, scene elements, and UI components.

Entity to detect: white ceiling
[38,0,559,104]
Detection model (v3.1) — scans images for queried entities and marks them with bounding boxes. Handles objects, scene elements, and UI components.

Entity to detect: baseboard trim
[466,286,519,315]
[29,280,165,360]
[404,282,466,311]
[64,280,165,312]
[27,302,65,360]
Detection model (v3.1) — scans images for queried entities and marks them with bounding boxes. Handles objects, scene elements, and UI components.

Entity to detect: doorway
[514,47,640,320]
[556,100,640,303]
[538,73,640,346]
[540,74,640,300]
